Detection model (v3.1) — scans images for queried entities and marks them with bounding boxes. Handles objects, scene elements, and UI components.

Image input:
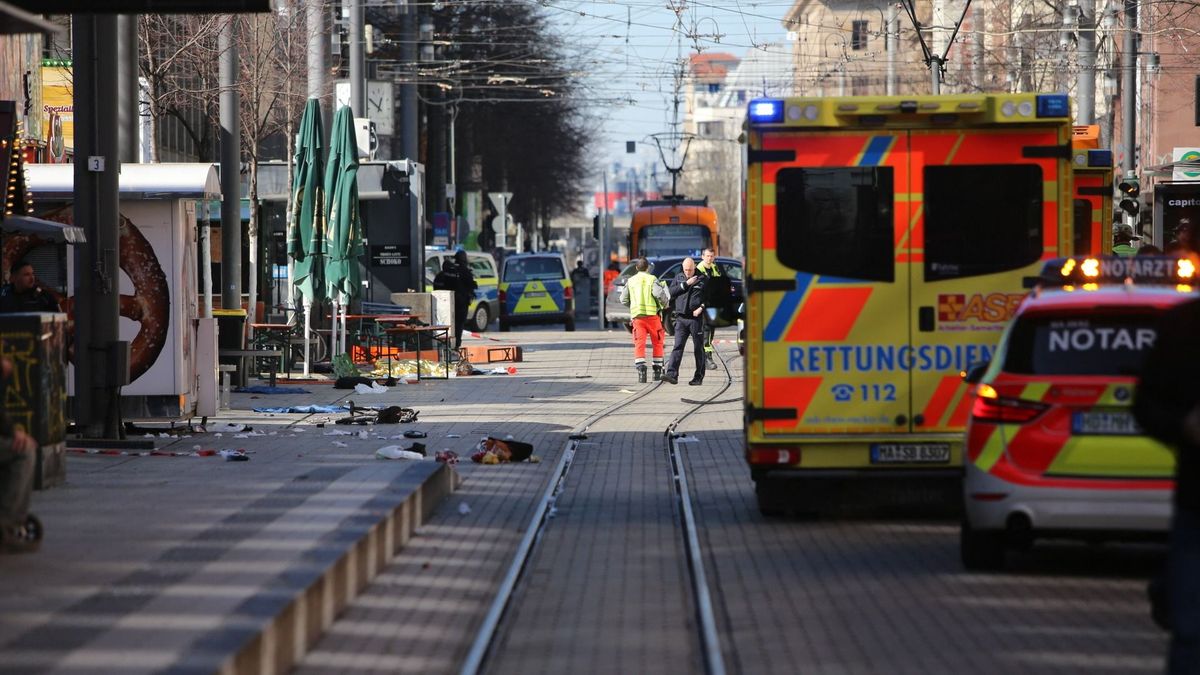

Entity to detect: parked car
[498,252,575,331]
[604,256,743,335]
[424,248,499,331]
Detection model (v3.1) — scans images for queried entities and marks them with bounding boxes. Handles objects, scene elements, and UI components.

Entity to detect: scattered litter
[446,433,462,439]
[488,366,518,375]
[470,436,534,464]
[211,423,246,433]
[357,430,369,439]
[332,441,348,448]
[234,434,250,439]
[235,385,311,394]
[214,433,223,438]
[354,382,390,395]
[673,434,699,443]
[403,430,427,438]
[375,445,425,460]
[334,376,373,389]
[435,450,459,464]
[219,449,249,462]
[324,430,355,436]
[196,449,216,457]
[254,405,349,414]
[457,502,471,515]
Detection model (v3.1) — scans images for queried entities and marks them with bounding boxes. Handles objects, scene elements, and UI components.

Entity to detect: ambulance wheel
[499,317,511,332]
[960,521,1006,571]
[470,304,490,332]
[755,477,788,517]
[564,316,575,332]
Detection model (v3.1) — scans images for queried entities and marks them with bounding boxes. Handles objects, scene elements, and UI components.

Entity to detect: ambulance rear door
[908,125,1069,435]
[750,129,911,437]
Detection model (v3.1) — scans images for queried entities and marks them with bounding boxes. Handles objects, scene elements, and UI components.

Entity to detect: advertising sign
[1172,147,1200,182]
[40,66,73,157]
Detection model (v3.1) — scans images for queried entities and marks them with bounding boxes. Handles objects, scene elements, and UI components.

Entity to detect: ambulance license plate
[870,443,951,464]
[525,291,547,297]
[1073,411,1141,435]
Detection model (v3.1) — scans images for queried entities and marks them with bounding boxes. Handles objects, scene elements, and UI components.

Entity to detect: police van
[960,256,1191,569]
[742,93,1075,515]
[424,248,499,331]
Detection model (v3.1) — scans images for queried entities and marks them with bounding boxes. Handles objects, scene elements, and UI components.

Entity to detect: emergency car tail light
[747,448,801,465]
[563,285,573,300]
[499,289,507,304]
[971,385,1049,424]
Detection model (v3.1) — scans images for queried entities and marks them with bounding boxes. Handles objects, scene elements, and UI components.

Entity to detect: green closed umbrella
[287,98,325,374]
[323,106,362,357]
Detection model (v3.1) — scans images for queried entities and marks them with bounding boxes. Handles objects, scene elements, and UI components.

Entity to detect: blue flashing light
[1088,149,1113,168]
[748,99,784,124]
[1035,94,1070,118]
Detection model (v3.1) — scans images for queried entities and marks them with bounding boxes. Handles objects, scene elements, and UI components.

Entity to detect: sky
[537,1,793,181]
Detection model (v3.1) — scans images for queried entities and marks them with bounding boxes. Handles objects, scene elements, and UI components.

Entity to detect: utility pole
[73,14,123,438]
[349,0,364,117]
[600,169,609,330]
[1077,0,1097,124]
[220,16,242,311]
[400,3,418,162]
[886,3,898,95]
[306,0,327,117]
[1121,0,1138,216]
[116,15,139,163]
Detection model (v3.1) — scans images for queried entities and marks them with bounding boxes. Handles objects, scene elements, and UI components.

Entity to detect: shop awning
[2,214,85,242]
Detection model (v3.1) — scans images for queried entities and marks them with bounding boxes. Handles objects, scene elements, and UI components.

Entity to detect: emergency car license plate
[1072,411,1141,435]
[525,291,547,297]
[869,443,951,464]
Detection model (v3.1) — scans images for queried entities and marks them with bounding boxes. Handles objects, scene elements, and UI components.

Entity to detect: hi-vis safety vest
[626,271,662,318]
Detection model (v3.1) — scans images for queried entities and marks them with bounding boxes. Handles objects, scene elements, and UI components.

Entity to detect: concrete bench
[218,349,283,388]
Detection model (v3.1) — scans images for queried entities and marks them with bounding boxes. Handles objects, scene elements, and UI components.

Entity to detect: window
[638,225,711,258]
[851,20,868,50]
[923,165,1043,281]
[699,121,723,138]
[468,256,496,279]
[719,262,744,280]
[1004,313,1160,376]
[775,167,895,282]
[707,82,721,93]
[1072,199,1093,255]
[503,257,566,282]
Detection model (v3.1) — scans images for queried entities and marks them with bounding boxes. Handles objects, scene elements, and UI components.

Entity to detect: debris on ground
[235,386,312,394]
[375,445,426,460]
[219,449,249,462]
[488,366,518,375]
[354,382,390,395]
[210,423,247,433]
[254,405,348,414]
[435,450,459,464]
[403,430,427,438]
[457,502,471,515]
[470,436,534,464]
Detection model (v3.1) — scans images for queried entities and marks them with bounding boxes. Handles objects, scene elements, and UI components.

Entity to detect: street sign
[488,192,512,249]
[1173,147,1200,182]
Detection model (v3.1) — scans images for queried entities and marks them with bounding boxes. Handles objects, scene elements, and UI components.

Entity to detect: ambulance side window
[924,164,1043,281]
[774,167,895,282]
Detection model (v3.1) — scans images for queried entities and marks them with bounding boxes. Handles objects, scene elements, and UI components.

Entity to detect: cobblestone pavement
[677,346,1170,675]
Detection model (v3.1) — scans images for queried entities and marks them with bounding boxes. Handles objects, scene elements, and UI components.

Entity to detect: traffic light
[1118,175,1141,217]
[592,214,600,240]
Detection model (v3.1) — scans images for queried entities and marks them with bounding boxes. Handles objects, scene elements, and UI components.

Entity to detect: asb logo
[937,293,1025,323]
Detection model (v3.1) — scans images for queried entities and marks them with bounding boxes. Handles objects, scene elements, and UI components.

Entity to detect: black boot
[637,364,647,383]
[653,365,662,381]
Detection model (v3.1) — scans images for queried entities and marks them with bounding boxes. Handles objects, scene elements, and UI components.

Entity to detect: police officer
[663,257,707,386]
[619,257,668,383]
[696,247,721,370]
[433,251,477,350]
[0,261,59,314]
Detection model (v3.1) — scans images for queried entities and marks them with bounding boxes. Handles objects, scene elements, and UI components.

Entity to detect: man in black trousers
[663,257,707,386]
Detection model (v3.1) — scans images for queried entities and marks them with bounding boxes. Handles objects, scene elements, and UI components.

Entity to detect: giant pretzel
[3,206,171,382]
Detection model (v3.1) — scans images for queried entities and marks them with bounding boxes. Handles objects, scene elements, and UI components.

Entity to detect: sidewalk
[0,322,644,674]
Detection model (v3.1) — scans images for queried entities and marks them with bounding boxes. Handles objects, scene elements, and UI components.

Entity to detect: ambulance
[742,93,1075,515]
[1070,125,1114,255]
[960,256,1190,569]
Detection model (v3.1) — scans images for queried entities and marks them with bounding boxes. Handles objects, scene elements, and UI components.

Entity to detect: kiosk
[26,163,219,419]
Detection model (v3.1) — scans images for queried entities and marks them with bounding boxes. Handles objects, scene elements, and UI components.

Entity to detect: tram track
[460,348,736,675]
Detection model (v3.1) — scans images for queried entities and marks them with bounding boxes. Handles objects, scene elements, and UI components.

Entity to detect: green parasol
[288,97,325,307]
[322,106,362,357]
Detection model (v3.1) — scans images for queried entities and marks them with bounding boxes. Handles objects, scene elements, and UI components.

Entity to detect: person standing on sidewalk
[434,250,477,350]
[0,356,38,554]
[619,257,668,383]
[696,248,722,370]
[663,257,707,386]
[1134,293,1200,674]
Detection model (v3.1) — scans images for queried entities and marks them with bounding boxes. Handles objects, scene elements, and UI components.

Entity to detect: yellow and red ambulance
[742,93,1075,515]
[1070,125,1114,255]
[960,256,1192,569]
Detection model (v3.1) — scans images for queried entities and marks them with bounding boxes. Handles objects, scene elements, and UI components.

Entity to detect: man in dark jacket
[1134,295,1200,673]
[0,261,59,313]
[433,250,476,350]
[663,257,707,386]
